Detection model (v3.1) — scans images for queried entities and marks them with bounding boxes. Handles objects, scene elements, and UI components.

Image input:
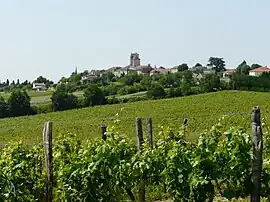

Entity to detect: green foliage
[34,76,54,87]
[200,73,221,92]
[119,72,142,86]
[0,142,45,201]
[236,60,251,75]
[1,121,269,201]
[8,90,35,117]
[230,74,270,92]
[83,84,105,107]
[177,63,189,72]
[147,82,166,99]
[168,87,182,97]
[250,63,262,70]
[33,103,53,114]
[117,86,139,95]
[0,96,9,118]
[3,90,270,145]
[51,86,79,111]
[208,57,226,72]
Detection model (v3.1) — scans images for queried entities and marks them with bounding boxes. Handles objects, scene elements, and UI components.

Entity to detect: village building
[249,66,270,76]
[150,66,171,76]
[32,83,47,92]
[222,69,236,78]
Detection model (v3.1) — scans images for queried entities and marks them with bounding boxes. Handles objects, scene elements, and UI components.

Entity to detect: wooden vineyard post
[146,117,153,149]
[101,122,107,141]
[251,107,263,202]
[136,118,145,202]
[183,118,188,137]
[43,122,53,202]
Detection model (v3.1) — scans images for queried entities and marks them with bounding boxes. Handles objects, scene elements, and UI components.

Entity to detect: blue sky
[0,0,270,82]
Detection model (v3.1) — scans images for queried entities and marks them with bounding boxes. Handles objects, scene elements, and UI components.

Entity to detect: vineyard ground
[1,90,270,145]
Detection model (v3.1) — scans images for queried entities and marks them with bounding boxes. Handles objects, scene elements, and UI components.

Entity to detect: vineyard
[2,90,270,145]
[0,110,270,201]
[1,91,270,201]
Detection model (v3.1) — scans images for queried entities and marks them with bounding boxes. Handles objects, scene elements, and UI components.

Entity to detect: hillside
[1,90,270,145]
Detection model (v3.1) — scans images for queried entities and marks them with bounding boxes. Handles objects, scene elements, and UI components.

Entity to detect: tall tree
[8,90,34,117]
[200,74,221,92]
[6,79,9,86]
[51,86,78,111]
[83,84,105,107]
[236,60,250,75]
[194,63,203,67]
[0,96,9,118]
[177,63,189,72]
[250,64,262,70]
[207,57,226,72]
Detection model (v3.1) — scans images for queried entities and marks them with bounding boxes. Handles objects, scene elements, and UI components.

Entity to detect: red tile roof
[224,69,236,73]
[250,66,270,72]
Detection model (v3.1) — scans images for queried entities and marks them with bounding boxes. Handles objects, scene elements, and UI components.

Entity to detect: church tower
[130,53,140,67]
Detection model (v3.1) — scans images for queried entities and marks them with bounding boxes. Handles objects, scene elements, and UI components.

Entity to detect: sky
[0,0,270,82]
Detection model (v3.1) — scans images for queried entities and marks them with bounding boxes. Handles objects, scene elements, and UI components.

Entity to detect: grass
[1,90,270,145]
[0,90,85,105]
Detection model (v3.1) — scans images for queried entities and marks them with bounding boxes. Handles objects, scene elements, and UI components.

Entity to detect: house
[203,68,216,74]
[133,64,153,75]
[150,66,170,76]
[222,69,236,78]
[32,83,47,92]
[249,66,270,77]
[170,66,179,74]
[89,70,105,77]
[81,69,106,81]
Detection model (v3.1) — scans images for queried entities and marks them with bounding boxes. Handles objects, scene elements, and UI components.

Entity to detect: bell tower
[130,52,140,67]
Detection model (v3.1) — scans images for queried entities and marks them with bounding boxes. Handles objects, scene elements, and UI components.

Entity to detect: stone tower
[130,52,140,67]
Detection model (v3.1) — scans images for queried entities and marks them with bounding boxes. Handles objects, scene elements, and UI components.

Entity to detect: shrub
[147,82,166,99]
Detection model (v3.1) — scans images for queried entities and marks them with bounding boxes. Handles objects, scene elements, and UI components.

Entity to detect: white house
[170,66,179,74]
[249,66,270,76]
[32,83,47,92]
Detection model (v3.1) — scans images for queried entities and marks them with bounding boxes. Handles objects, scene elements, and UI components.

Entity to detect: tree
[147,82,166,99]
[84,84,105,107]
[236,60,250,75]
[34,76,47,83]
[59,77,68,84]
[180,80,191,96]
[16,79,20,85]
[51,88,78,112]
[34,76,54,87]
[6,79,9,86]
[0,96,9,118]
[181,70,194,86]
[207,57,226,72]
[69,73,81,83]
[178,63,189,72]
[8,90,34,117]
[119,72,141,86]
[200,74,221,93]
[194,63,202,67]
[250,64,262,70]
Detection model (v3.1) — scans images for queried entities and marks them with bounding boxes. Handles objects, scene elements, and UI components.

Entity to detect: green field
[0,90,54,105]
[1,90,270,145]
[0,90,86,105]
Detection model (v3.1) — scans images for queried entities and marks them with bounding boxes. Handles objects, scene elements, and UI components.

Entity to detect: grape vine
[0,121,270,201]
